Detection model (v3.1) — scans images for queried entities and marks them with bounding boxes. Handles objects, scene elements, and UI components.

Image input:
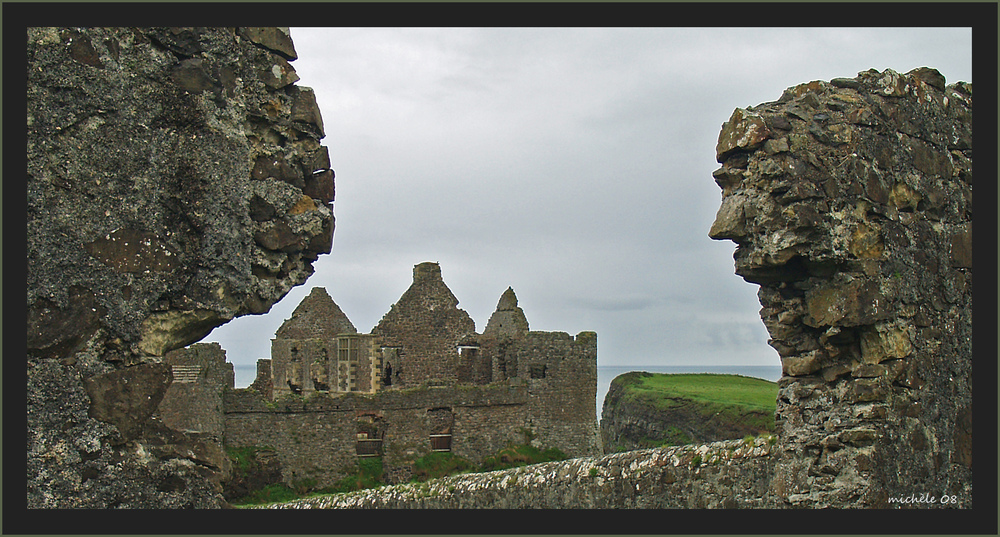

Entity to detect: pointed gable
[275,287,356,339]
[483,286,529,337]
[372,262,476,386]
[374,262,474,333]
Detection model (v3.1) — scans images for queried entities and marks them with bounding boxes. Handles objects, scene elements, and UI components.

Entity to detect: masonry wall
[710,67,973,508]
[224,384,532,487]
[270,338,332,395]
[515,331,601,457]
[372,263,478,387]
[158,342,234,439]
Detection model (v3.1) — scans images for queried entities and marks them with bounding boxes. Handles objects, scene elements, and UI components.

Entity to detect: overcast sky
[205,27,972,387]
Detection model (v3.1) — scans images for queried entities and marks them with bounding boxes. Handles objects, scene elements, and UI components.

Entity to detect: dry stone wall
[253,437,777,509]
[710,67,972,507]
[26,27,332,508]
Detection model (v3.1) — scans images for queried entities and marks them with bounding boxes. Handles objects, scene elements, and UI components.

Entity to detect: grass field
[625,373,778,413]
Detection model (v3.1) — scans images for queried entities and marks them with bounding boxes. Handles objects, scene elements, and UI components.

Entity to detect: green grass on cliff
[624,373,777,413]
[614,372,778,440]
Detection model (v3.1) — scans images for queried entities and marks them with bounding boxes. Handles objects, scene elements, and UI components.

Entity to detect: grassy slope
[626,373,777,413]
[615,372,778,442]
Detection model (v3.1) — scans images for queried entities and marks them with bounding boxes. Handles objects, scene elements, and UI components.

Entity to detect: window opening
[356,414,384,457]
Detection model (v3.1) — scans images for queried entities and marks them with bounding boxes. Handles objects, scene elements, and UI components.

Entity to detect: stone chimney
[413,261,442,282]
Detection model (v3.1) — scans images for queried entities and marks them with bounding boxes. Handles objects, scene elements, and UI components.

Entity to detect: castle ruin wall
[223,384,532,487]
[158,342,234,439]
[515,331,601,456]
[372,263,478,387]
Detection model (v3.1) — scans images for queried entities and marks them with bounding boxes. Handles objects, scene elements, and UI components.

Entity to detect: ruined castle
[158,261,601,486]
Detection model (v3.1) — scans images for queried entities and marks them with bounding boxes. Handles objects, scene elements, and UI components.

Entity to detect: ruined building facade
[164,262,601,487]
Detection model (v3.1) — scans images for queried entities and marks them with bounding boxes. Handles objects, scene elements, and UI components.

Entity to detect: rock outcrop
[27,27,332,508]
[710,67,972,507]
[600,372,775,453]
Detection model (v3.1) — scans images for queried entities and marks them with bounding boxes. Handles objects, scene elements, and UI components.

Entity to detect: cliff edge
[600,372,776,453]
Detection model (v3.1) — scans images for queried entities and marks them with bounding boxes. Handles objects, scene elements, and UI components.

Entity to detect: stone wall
[514,331,602,457]
[158,342,234,438]
[252,437,778,509]
[223,384,532,487]
[26,27,332,508]
[710,67,972,507]
[222,268,601,488]
[249,358,274,400]
[274,287,357,339]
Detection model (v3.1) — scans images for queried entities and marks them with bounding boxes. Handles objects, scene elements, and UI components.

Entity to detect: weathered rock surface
[26,27,331,508]
[600,372,775,453]
[710,67,972,507]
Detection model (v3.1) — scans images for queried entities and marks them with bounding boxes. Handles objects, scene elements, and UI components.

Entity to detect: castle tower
[372,262,477,387]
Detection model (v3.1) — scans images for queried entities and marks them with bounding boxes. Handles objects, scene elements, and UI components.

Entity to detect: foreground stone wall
[253,437,777,508]
[27,27,331,508]
[710,67,972,507]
